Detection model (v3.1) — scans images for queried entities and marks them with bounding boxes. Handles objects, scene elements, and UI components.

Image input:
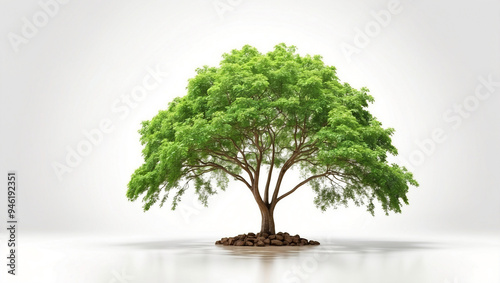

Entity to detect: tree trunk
[259,206,275,235]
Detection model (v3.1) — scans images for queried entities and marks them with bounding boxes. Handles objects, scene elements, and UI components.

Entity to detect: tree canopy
[127,43,418,222]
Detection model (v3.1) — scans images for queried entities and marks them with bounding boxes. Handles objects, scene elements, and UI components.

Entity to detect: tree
[127,43,418,235]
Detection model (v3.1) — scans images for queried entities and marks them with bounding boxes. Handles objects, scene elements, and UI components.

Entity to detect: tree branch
[277,172,330,202]
[263,127,276,205]
[205,148,254,184]
[228,137,256,173]
[195,160,252,191]
[270,146,302,209]
[251,133,267,208]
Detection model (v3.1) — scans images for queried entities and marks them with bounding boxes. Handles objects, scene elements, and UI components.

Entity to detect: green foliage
[127,43,418,215]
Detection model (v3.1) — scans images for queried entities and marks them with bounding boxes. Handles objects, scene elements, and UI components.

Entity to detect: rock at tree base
[234,240,245,246]
[271,239,283,246]
[215,233,320,247]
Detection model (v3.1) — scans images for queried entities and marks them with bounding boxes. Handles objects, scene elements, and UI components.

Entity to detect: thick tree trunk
[259,206,275,235]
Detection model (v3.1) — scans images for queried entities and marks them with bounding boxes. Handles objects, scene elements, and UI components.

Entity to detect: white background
[1,0,499,241]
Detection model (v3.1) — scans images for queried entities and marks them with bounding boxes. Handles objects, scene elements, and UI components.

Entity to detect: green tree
[127,44,418,235]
